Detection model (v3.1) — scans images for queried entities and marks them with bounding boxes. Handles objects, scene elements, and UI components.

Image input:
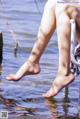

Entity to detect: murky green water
[0,0,80,119]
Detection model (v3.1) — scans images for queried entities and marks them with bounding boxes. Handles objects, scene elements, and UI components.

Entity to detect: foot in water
[6,60,41,81]
[43,72,75,98]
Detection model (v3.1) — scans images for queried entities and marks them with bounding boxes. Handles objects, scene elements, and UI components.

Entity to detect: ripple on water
[0,0,80,119]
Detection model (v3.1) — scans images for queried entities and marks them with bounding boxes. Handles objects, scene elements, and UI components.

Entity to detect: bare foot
[6,60,41,81]
[43,73,75,98]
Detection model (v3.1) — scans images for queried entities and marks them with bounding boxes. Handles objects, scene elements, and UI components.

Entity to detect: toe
[42,92,50,98]
[43,88,55,98]
[6,74,17,81]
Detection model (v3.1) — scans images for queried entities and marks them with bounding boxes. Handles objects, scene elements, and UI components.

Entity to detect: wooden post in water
[0,32,3,74]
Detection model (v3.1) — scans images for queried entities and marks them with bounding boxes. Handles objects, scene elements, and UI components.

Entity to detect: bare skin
[6,0,80,97]
[43,73,75,97]
[7,0,56,80]
[43,5,80,98]
[7,60,41,80]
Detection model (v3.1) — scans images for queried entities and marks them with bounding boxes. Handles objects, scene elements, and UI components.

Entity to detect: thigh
[55,6,71,56]
[56,13,71,42]
[55,4,71,42]
[39,0,56,35]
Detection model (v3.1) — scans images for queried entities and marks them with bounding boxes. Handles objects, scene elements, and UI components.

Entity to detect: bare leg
[43,11,75,98]
[6,0,56,81]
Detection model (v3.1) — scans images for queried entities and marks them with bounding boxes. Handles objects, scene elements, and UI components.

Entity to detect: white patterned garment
[70,43,80,76]
[70,19,80,76]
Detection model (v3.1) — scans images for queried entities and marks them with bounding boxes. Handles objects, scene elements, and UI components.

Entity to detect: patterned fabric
[70,44,80,76]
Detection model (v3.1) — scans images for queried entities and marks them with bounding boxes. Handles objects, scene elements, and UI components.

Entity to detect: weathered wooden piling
[0,32,3,73]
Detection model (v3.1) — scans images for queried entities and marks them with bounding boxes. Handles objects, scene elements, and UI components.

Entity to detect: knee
[76,14,80,30]
[57,16,70,34]
[37,25,52,39]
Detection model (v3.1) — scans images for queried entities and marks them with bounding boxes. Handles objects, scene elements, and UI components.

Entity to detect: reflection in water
[0,65,3,75]
[0,93,37,118]
[64,87,69,102]
[0,32,3,74]
[0,0,79,118]
[0,94,16,108]
[63,87,70,119]
[44,87,79,119]
[44,98,58,119]
[0,84,79,118]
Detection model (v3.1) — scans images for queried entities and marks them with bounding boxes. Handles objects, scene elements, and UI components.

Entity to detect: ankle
[57,69,70,76]
[28,58,39,64]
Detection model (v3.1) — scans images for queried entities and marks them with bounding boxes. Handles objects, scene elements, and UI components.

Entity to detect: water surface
[0,0,80,119]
